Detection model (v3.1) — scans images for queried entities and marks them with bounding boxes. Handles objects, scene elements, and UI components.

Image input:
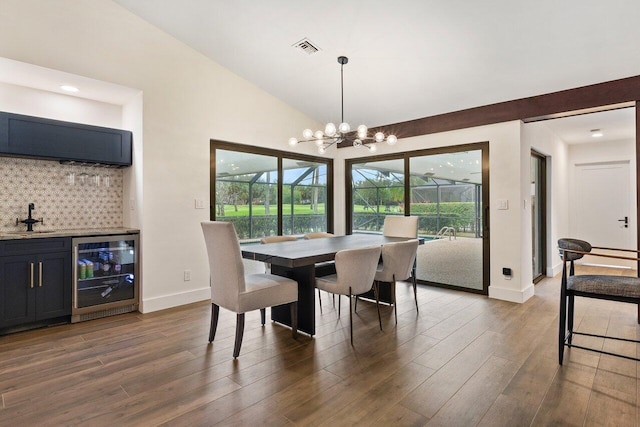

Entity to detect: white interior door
[575,161,633,268]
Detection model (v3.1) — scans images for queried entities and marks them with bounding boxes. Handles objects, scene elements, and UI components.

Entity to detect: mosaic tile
[0,157,124,231]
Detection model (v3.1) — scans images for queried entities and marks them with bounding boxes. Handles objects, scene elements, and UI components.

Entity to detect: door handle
[618,216,629,228]
[38,262,43,287]
[29,262,34,288]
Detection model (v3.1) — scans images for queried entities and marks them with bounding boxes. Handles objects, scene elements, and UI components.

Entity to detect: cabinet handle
[29,262,34,288]
[39,262,43,287]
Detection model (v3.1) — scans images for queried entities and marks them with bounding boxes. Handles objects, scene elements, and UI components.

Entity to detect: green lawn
[217,204,404,216]
[217,204,326,216]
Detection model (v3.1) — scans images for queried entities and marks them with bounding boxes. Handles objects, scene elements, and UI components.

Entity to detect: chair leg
[354,295,358,313]
[567,294,574,345]
[337,295,341,318]
[637,303,640,324]
[332,293,335,307]
[318,288,323,314]
[559,275,567,365]
[392,274,398,325]
[290,302,298,339]
[209,303,220,343]
[260,308,266,326]
[349,287,354,345]
[373,281,382,331]
[233,313,245,359]
[413,274,419,313]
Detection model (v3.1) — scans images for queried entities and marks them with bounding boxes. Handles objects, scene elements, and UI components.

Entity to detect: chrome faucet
[16,203,44,232]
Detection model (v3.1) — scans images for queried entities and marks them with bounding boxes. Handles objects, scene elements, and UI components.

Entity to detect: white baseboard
[548,262,562,277]
[140,286,210,313]
[489,283,535,303]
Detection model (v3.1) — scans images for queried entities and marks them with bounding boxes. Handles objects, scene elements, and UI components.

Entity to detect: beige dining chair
[304,231,336,312]
[382,215,419,238]
[374,239,420,323]
[303,232,334,239]
[260,235,298,244]
[201,221,298,358]
[259,235,298,275]
[315,245,382,344]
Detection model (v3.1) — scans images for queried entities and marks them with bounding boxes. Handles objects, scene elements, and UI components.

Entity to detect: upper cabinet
[0,112,132,166]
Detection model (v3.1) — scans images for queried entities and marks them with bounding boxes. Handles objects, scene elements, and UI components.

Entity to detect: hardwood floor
[1,266,639,426]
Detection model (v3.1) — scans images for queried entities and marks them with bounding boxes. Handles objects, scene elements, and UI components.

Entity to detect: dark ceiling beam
[337,74,640,145]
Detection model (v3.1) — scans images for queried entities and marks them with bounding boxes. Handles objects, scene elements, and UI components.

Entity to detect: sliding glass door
[347,143,489,293]
[410,150,484,291]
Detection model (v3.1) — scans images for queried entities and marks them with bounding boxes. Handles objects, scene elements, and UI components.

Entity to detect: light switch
[195,199,205,209]
[497,199,509,210]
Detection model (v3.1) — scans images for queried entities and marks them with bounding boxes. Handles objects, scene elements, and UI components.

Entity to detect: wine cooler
[72,234,139,322]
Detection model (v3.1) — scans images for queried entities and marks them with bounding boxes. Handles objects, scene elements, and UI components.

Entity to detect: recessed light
[590,129,603,138]
[60,85,79,92]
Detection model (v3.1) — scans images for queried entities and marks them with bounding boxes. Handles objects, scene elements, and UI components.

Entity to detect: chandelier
[288,56,397,154]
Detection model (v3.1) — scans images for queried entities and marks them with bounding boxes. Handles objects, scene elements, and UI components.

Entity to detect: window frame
[210,140,334,237]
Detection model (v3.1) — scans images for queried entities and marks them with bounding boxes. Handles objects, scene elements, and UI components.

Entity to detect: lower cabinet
[0,238,71,329]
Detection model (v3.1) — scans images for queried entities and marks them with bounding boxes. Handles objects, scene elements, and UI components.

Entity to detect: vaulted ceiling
[114,0,640,143]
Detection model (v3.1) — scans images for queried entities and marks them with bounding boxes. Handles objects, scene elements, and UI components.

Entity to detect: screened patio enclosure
[213,148,329,240]
[351,156,482,239]
[349,148,487,292]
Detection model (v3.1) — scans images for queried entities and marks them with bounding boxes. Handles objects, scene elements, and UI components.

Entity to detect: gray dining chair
[315,245,382,344]
[374,239,420,323]
[201,221,298,358]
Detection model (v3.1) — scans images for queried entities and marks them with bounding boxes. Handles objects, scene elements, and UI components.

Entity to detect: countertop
[0,228,139,240]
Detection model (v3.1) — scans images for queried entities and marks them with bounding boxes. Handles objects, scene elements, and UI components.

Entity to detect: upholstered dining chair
[382,215,419,238]
[260,235,298,244]
[557,238,640,365]
[259,235,297,275]
[315,245,382,344]
[304,232,336,312]
[374,239,420,323]
[304,232,335,239]
[201,222,298,358]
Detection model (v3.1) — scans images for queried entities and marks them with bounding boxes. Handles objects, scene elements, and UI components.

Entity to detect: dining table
[241,234,421,336]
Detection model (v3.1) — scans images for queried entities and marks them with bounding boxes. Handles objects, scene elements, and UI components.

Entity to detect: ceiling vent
[292,38,321,55]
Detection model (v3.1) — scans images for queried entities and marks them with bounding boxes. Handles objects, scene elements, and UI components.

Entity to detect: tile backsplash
[0,157,123,232]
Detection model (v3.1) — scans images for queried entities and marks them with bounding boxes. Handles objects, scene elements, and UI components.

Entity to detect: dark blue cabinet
[0,238,72,330]
[0,112,132,166]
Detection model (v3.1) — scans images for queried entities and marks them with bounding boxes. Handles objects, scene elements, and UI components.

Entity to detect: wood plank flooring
[1,265,639,426]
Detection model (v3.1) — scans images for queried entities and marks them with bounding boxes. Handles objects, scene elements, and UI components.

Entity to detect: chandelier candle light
[288,56,397,154]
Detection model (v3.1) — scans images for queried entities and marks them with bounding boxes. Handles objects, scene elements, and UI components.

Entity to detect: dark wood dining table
[241,234,421,336]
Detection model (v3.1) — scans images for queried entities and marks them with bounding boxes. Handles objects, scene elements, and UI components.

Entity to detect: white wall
[334,121,535,303]
[0,0,320,312]
[0,82,123,128]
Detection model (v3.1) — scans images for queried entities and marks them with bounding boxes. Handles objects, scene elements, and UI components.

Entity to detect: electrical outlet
[184,270,191,281]
[130,199,135,211]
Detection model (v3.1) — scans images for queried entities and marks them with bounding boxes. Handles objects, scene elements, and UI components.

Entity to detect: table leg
[271,264,316,336]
